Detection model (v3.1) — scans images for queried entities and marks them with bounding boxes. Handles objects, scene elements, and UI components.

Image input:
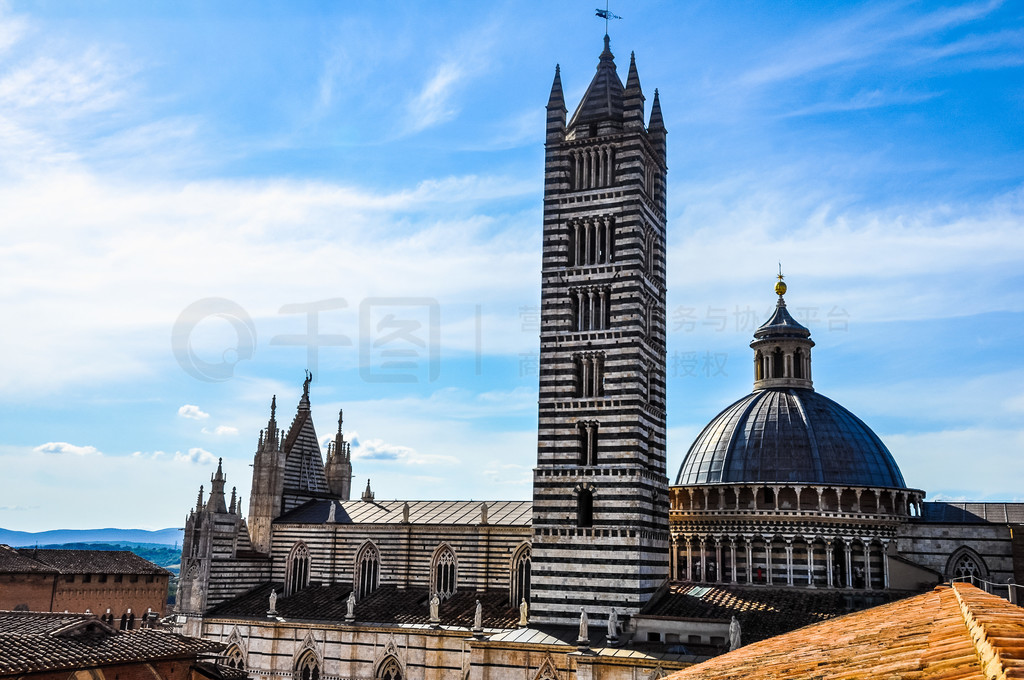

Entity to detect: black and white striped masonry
[530,35,670,626]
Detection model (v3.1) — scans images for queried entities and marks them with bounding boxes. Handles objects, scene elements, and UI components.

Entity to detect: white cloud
[178,404,210,420]
[33,442,101,456]
[407,62,464,132]
[349,430,457,466]
[202,425,238,436]
[174,447,217,465]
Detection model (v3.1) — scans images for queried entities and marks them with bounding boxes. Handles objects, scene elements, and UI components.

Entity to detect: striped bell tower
[531,36,670,626]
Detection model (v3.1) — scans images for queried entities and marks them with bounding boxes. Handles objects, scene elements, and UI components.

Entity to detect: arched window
[947,548,988,582]
[754,351,764,381]
[377,656,403,680]
[296,651,320,680]
[771,347,784,379]
[119,613,127,630]
[355,542,380,600]
[431,544,458,601]
[793,348,804,379]
[286,542,311,596]
[577,488,594,528]
[223,645,245,670]
[510,543,531,607]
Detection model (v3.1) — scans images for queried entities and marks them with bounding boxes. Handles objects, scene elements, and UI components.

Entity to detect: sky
[0,0,1022,532]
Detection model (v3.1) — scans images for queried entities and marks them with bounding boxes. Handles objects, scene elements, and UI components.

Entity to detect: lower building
[0,545,170,627]
[0,610,222,680]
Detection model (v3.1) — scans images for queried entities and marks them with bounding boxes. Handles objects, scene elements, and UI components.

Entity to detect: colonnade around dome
[669,483,927,592]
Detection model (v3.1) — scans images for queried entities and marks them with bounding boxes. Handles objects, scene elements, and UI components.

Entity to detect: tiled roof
[0,545,57,574]
[15,548,169,575]
[664,583,1024,680]
[207,582,518,629]
[276,499,532,527]
[922,501,1024,524]
[643,582,899,644]
[0,611,221,674]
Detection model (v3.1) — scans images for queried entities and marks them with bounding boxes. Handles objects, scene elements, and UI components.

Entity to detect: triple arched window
[295,651,320,680]
[286,542,311,596]
[355,542,380,600]
[431,544,458,601]
[223,646,245,671]
[377,656,403,680]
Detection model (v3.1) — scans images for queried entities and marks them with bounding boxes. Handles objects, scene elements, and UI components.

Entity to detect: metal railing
[949,575,1023,605]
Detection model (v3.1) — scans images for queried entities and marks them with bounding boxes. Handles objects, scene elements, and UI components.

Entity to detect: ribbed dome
[676,388,907,488]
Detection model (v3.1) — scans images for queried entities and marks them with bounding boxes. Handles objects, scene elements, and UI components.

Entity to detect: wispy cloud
[34,442,101,456]
[738,0,1007,88]
[178,404,210,420]
[349,430,457,466]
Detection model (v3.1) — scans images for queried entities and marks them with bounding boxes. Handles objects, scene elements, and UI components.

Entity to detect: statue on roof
[268,589,277,615]
[519,598,528,627]
[473,599,483,632]
[346,591,356,620]
[577,608,590,645]
[429,593,440,624]
[729,616,742,650]
[607,607,618,641]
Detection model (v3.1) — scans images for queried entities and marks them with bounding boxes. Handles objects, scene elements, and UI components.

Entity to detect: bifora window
[510,543,531,607]
[377,656,402,680]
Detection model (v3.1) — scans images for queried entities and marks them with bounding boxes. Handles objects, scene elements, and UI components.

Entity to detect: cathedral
[172,36,1024,679]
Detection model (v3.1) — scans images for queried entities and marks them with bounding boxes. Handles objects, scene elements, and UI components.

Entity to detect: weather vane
[595,1,621,36]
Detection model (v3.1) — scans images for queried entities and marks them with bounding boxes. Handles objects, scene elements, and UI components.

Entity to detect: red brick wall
[52,574,170,621]
[0,573,57,611]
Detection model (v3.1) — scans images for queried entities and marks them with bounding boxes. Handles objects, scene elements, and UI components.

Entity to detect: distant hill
[0,527,183,547]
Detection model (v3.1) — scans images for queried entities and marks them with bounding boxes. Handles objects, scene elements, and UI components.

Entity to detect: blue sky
[0,1,1022,531]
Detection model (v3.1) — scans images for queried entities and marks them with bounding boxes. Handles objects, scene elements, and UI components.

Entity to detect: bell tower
[531,36,670,626]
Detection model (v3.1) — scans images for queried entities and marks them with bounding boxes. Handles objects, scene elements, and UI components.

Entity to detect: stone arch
[532,654,561,680]
[430,542,458,601]
[223,644,246,671]
[294,648,321,680]
[510,542,531,607]
[946,546,989,582]
[376,655,403,680]
[286,541,311,596]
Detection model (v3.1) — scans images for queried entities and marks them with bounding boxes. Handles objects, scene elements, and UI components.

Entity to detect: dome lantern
[751,270,814,390]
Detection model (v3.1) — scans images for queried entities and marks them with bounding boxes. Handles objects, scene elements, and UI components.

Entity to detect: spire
[648,88,666,160]
[299,370,312,411]
[567,35,625,136]
[195,485,204,514]
[546,64,566,143]
[207,458,228,514]
[325,407,353,500]
[623,51,645,129]
[229,486,237,514]
[361,478,375,502]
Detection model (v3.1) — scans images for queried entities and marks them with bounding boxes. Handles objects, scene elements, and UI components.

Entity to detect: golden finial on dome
[775,263,787,296]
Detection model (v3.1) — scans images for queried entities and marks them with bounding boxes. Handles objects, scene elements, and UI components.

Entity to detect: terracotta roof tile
[0,611,221,674]
[12,548,168,575]
[206,582,517,628]
[643,582,900,644]
[663,584,1024,680]
[0,545,56,574]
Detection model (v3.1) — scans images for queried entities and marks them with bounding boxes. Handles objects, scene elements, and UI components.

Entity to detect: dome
[675,387,907,488]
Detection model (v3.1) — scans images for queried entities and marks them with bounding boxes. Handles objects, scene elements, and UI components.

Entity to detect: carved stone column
[825,542,834,588]
[864,539,873,590]
[685,536,692,581]
[806,538,815,588]
[745,540,754,584]
[785,539,794,586]
[844,539,853,588]
[730,540,738,584]
[882,540,890,589]
[715,538,723,583]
